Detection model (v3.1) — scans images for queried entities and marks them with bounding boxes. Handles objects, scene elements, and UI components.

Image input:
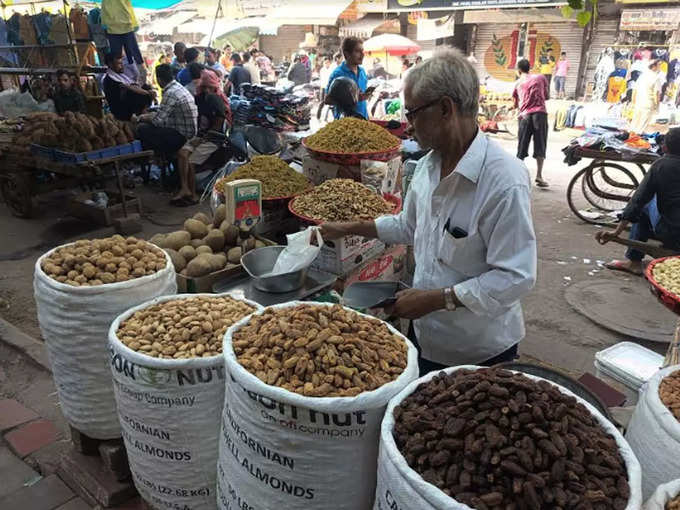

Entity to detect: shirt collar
[163,80,177,91]
[341,61,362,77]
[439,129,487,184]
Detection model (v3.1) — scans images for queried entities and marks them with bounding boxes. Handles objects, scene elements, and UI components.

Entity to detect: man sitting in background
[597,127,680,274]
[54,69,86,114]
[135,64,197,159]
[176,47,200,86]
[103,53,154,121]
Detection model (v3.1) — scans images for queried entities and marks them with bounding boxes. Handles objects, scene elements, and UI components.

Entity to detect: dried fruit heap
[118,296,256,359]
[305,117,399,153]
[660,370,680,422]
[215,155,311,199]
[41,236,166,286]
[652,257,680,296]
[292,179,393,222]
[232,304,407,397]
[393,368,630,510]
[668,495,680,510]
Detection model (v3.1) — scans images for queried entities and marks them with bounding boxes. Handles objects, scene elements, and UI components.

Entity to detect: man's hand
[319,222,349,240]
[385,289,445,320]
[595,230,619,245]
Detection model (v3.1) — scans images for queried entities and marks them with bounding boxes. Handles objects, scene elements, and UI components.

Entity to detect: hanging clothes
[606,76,627,103]
[594,49,616,103]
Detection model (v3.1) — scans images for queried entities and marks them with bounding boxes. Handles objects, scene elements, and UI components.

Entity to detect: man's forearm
[340,220,378,239]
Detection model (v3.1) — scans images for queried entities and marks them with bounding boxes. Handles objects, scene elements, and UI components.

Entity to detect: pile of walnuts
[660,370,680,422]
[41,236,166,286]
[232,304,408,397]
[668,495,680,510]
[117,296,256,359]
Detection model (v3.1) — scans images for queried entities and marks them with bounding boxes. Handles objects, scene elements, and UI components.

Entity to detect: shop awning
[339,14,399,38]
[180,16,280,37]
[271,0,354,25]
[138,10,198,35]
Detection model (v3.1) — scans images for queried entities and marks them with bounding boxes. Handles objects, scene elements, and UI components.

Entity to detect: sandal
[604,260,643,276]
[178,196,199,207]
[535,179,550,188]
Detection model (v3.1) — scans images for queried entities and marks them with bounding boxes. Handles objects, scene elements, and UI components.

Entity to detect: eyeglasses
[404,98,441,123]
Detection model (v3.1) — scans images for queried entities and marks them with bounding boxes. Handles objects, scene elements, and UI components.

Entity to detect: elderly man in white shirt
[321,49,537,375]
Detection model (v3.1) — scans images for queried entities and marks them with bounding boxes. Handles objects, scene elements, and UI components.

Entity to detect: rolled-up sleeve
[454,184,537,317]
[375,177,417,246]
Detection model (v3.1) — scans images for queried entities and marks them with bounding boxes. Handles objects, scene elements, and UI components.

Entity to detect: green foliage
[562,0,597,27]
[491,33,507,68]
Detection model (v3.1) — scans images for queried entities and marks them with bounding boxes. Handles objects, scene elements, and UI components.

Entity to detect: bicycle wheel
[567,167,618,225]
[583,162,639,211]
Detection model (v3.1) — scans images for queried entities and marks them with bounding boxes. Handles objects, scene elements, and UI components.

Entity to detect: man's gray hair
[404,48,479,117]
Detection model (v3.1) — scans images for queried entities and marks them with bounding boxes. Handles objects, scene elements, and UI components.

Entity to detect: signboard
[355,0,388,11]
[417,15,454,40]
[387,0,562,10]
[620,8,680,31]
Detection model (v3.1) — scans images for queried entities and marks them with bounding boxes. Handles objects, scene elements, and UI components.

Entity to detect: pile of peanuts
[232,304,407,397]
[117,296,256,359]
[41,236,166,286]
[660,370,680,422]
[652,257,680,296]
[668,495,680,510]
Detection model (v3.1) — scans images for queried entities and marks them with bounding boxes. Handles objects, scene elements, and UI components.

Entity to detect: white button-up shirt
[375,131,537,365]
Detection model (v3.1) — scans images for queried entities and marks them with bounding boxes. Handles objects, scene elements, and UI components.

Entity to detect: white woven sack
[109,293,262,510]
[34,242,176,439]
[374,365,643,510]
[643,479,680,510]
[626,365,680,500]
[217,301,419,510]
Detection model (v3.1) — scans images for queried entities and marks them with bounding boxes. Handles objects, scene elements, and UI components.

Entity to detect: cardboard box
[302,156,360,185]
[334,244,407,292]
[311,235,385,276]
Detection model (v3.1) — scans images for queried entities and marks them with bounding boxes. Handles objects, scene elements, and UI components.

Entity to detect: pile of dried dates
[393,368,630,510]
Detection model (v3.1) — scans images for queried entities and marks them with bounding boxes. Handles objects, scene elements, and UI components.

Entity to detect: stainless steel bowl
[240,245,307,293]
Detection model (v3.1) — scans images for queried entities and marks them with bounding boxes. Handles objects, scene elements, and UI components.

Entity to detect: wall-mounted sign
[417,15,454,40]
[620,8,680,31]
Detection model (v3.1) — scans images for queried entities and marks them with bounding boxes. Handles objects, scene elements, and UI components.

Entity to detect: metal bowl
[240,245,307,293]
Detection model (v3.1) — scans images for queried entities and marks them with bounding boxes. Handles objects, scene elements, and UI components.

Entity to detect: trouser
[630,107,655,134]
[407,323,519,377]
[517,112,548,160]
[137,123,186,158]
[626,196,660,262]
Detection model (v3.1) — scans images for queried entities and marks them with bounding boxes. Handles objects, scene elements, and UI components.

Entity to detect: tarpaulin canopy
[137,10,197,35]
[339,14,399,38]
[91,0,182,10]
[363,34,420,56]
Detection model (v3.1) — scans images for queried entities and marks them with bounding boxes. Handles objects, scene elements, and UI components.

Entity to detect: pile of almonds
[660,370,680,422]
[232,304,407,397]
[667,495,680,510]
[393,368,630,510]
[41,236,166,286]
[117,296,256,359]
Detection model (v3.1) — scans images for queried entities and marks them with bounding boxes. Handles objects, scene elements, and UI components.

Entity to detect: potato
[243,237,256,253]
[220,221,240,245]
[164,231,191,251]
[185,253,214,277]
[190,238,206,248]
[213,204,227,227]
[255,240,266,249]
[184,218,208,239]
[227,246,242,264]
[196,245,213,255]
[192,212,211,225]
[178,245,197,261]
[204,229,225,252]
[213,253,227,269]
[164,249,186,272]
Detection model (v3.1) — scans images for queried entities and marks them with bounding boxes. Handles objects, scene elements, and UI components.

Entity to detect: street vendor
[321,49,537,375]
[596,127,680,274]
[53,69,86,115]
[326,37,369,119]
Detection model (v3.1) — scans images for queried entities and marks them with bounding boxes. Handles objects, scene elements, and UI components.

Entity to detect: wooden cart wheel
[0,172,34,218]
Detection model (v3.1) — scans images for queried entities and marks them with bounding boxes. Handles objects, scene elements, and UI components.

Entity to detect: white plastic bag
[643,479,680,510]
[217,302,419,510]
[34,243,176,439]
[109,294,262,510]
[626,365,680,500]
[374,365,643,510]
[267,227,323,276]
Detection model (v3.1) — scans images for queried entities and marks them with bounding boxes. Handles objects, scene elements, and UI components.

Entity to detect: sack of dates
[374,366,642,510]
[34,237,176,439]
[109,293,261,510]
[218,302,419,510]
[643,479,680,510]
[626,365,680,500]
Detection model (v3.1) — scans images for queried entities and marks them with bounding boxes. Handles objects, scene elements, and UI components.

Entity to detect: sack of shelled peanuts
[34,237,176,439]
[108,293,261,510]
[218,301,418,510]
[626,365,680,500]
[643,479,680,510]
[374,366,642,510]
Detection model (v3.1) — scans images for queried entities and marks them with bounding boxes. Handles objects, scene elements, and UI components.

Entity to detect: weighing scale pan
[342,281,409,309]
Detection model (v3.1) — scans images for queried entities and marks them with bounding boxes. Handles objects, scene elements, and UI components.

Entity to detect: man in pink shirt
[513,58,549,187]
[554,52,569,99]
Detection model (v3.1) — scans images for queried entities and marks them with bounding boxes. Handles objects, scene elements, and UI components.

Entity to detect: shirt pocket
[437,230,487,277]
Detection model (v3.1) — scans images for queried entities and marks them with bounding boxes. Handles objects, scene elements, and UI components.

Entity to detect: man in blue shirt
[176,47,200,86]
[326,36,369,119]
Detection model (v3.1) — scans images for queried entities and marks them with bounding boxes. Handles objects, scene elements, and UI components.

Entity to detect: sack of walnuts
[34,237,176,439]
[374,365,643,510]
[218,301,419,510]
[108,293,262,510]
[643,479,680,510]
[627,365,680,500]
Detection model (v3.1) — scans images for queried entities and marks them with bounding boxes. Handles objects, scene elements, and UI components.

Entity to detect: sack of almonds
[218,302,418,510]
[34,237,177,439]
[374,366,642,510]
[627,365,680,500]
[643,479,680,510]
[108,293,261,510]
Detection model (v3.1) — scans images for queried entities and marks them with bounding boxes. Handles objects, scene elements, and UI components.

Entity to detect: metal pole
[207,0,222,49]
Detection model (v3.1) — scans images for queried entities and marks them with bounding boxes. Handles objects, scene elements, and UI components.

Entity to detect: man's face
[175,46,185,62]
[404,86,443,151]
[111,57,124,73]
[347,43,364,66]
[58,74,71,90]
[206,51,216,65]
